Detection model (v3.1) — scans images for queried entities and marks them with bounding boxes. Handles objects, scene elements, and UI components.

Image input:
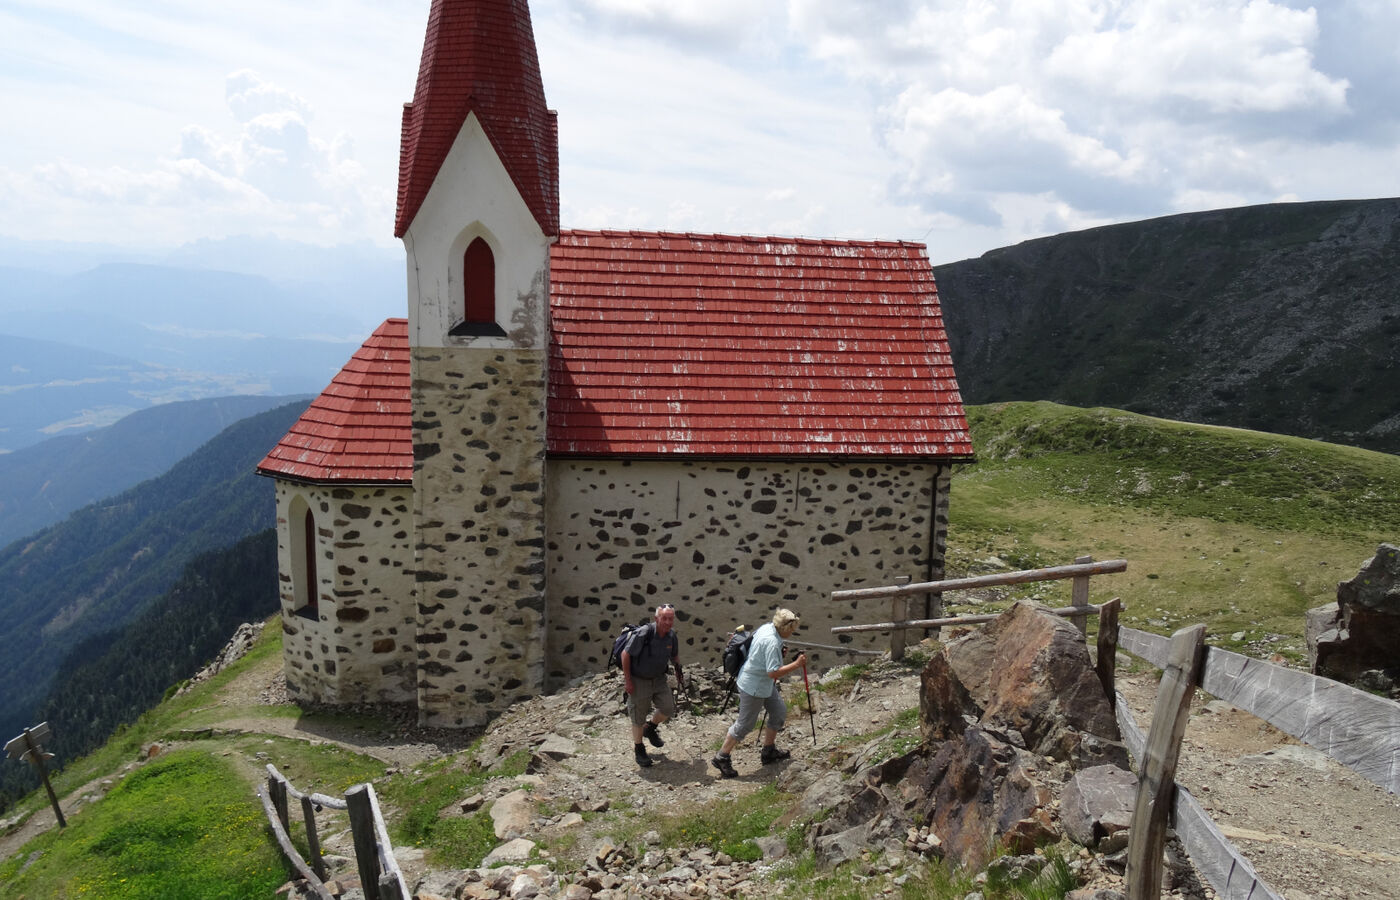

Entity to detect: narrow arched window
[292,506,320,620]
[464,237,495,323]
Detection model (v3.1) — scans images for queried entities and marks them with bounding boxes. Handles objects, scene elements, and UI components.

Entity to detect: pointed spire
[395,0,559,238]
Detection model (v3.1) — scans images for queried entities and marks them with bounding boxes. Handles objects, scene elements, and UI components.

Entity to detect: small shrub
[656,782,791,862]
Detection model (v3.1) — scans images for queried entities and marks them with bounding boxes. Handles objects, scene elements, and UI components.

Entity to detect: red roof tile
[256,319,414,484]
[394,0,559,238]
[261,231,973,484]
[547,231,973,459]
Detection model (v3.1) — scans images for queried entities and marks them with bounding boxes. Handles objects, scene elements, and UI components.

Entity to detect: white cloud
[1,0,1398,263]
[225,69,314,124]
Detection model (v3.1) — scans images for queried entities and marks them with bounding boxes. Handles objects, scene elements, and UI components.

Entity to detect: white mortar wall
[544,458,946,685]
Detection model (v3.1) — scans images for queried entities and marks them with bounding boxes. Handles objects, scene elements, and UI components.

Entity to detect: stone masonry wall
[544,459,950,686]
[411,348,549,727]
[275,481,417,704]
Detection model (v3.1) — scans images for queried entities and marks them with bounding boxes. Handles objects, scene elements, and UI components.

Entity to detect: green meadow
[945,402,1399,660]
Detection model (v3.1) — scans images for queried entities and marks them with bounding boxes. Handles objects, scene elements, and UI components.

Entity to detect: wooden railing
[258,765,409,900]
[830,555,1128,658]
[1117,624,1400,900]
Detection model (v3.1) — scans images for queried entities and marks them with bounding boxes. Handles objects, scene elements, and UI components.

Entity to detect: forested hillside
[0,531,279,811]
[0,400,307,764]
[935,198,1400,454]
[0,394,308,548]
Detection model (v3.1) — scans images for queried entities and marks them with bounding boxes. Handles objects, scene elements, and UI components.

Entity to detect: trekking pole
[801,658,817,746]
[675,668,693,714]
[719,677,736,715]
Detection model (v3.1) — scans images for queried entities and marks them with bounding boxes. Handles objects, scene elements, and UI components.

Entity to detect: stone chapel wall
[544,459,949,685]
[275,481,417,704]
[411,348,549,727]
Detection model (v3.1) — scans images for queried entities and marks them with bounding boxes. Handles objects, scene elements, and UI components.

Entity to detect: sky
[2,0,1398,266]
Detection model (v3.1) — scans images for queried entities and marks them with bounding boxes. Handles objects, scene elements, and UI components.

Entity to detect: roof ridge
[559,228,927,250]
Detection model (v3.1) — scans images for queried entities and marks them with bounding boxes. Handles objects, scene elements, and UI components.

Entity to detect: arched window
[302,509,319,617]
[464,237,495,323]
[290,499,320,621]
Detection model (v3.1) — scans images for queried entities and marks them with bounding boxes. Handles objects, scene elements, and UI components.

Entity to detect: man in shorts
[621,603,684,768]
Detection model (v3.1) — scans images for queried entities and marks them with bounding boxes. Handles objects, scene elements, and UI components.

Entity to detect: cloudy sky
[2,0,1397,265]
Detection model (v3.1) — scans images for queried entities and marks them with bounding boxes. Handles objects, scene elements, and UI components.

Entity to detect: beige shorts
[627,674,676,726]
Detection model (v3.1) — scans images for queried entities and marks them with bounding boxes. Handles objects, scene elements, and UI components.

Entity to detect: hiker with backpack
[711,608,806,779]
[620,603,684,768]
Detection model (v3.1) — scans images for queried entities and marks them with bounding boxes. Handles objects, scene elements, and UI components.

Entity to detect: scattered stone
[537,734,578,760]
[482,838,536,867]
[491,790,535,840]
[1060,765,1138,847]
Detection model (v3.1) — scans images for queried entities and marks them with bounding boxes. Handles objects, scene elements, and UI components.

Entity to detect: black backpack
[722,626,755,677]
[607,621,651,670]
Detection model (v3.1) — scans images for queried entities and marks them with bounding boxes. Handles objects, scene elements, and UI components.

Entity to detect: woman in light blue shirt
[711,608,807,778]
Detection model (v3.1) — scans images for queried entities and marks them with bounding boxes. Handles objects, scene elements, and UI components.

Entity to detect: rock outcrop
[1308,543,1400,689]
[814,600,1133,870]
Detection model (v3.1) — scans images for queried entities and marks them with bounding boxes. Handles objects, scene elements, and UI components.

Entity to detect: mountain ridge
[935,196,1400,454]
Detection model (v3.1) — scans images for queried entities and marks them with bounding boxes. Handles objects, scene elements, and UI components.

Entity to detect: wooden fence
[258,765,410,900]
[831,556,1400,900]
[830,555,1128,658]
[1117,624,1400,900]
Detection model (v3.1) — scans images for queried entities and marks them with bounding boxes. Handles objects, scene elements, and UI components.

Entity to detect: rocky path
[7,635,1400,900]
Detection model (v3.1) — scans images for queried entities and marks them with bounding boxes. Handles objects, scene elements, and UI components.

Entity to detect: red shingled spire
[395,0,559,238]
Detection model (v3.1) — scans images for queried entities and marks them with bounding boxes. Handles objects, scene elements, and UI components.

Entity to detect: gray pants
[726,690,787,741]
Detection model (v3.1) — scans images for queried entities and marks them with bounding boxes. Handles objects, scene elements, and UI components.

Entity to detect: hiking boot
[642,721,665,748]
[760,745,791,765]
[711,753,738,779]
[635,744,653,768]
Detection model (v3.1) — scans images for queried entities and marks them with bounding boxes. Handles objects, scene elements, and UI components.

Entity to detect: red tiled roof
[261,231,973,484]
[547,230,973,459]
[394,0,559,238]
[255,319,413,484]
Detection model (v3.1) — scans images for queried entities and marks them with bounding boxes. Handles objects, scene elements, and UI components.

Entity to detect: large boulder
[811,602,1132,873]
[911,726,1057,868]
[924,600,1124,762]
[1310,544,1400,681]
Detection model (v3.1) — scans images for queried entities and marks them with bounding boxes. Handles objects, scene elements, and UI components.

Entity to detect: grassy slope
[946,402,1400,660]
[0,624,386,898]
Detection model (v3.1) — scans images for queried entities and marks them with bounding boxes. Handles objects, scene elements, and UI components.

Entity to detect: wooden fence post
[1125,623,1206,900]
[346,784,383,900]
[268,771,289,833]
[1096,598,1121,710]
[301,793,326,881]
[890,576,911,661]
[1070,554,1092,636]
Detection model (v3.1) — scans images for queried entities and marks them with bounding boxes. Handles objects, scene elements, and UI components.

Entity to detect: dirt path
[1115,674,1400,899]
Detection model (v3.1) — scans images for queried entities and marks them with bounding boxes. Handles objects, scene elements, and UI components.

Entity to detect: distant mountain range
[0,394,309,549]
[0,400,308,762]
[0,235,401,454]
[935,197,1400,454]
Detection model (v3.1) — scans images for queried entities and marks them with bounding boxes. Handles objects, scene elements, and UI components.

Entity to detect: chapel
[257,0,974,727]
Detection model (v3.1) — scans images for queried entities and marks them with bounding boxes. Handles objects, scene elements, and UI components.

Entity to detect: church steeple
[394,0,559,239]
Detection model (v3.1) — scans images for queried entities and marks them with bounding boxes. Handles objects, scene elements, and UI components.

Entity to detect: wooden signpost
[5,722,66,828]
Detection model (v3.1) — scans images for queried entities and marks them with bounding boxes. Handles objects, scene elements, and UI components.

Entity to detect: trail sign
[6,722,66,828]
[4,721,51,759]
